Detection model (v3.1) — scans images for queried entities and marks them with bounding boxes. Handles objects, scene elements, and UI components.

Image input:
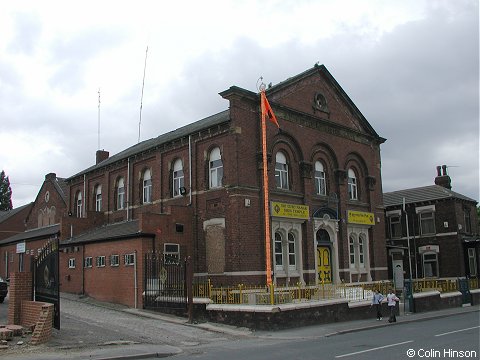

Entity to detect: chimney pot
[436,166,442,176]
[442,165,447,176]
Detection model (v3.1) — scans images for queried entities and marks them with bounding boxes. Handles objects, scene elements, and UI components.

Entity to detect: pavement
[3,293,480,360]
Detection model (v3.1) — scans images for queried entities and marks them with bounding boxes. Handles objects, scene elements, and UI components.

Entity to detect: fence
[408,277,479,294]
[193,279,393,305]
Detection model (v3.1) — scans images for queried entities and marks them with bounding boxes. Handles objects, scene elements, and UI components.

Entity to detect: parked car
[0,277,8,303]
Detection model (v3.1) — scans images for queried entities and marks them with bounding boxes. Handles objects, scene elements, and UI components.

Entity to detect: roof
[61,220,153,245]
[383,185,477,207]
[68,110,230,180]
[54,177,68,202]
[0,224,60,245]
[0,203,33,224]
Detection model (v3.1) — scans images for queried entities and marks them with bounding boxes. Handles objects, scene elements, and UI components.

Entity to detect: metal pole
[403,198,413,280]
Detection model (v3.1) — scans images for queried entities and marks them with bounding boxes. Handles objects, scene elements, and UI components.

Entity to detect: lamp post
[403,197,413,280]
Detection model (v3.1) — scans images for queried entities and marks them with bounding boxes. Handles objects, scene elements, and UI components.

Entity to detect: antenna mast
[138,46,149,143]
[97,88,101,150]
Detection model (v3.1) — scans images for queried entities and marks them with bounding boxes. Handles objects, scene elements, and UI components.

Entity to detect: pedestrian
[371,289,384,320]
[386,289,399,323]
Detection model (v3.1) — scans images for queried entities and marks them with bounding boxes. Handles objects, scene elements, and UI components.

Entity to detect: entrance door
[393,260,404,290]
[317,246,332,284]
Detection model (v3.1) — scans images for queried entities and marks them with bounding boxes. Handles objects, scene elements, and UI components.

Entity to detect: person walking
[371,289,384,320]
[387,289,400,323]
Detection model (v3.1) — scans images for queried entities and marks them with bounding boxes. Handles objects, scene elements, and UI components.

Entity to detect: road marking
[335,340,414,358]
[435,326,480,337]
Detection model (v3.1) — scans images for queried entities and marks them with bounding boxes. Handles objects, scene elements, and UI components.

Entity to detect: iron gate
[33,237,60,329]
[143,252,186,311]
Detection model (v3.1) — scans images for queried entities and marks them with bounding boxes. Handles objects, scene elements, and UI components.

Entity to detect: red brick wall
[7,272,32,325]
[0,204,32,241]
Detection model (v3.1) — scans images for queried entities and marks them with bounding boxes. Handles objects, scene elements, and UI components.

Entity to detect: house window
[117,177,125,210]
[349,233,367,268]
[422,252,438,277]
[275,152,289,190]
[95,185,102,211]
[143,169,152,204]
[389,215,402,238]
[358,234,365,266]
[172,159,184,197]
[110,254,120,267]
[76,191,83,218]
[96,256,106,267]
[68,258,75,269]
[349,235,355,267]
[209,147,223,189]
[288,232,296,269]
[347,168,358,200]
[468,248,477,276]
[419,212,435,235]
[84,257,93,268]
[124,253,135,266]
[314,161,326,196]
[164,243,180,264]
[464,208,472,234]
[274,232,284,269]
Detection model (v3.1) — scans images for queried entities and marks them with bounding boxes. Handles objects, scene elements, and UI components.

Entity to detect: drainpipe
[127,157,131,221]
[83,174,86,218]
[134,250,138,309]
[188,135,192,205]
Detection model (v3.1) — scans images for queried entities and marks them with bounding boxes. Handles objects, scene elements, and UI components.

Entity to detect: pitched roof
[0,224,60,245]
[383,185,477,207]
[0,203,33,224]
[68,110,230,180]
[61,220,153,245]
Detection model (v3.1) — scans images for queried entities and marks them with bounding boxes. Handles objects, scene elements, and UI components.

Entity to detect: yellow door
[317,246,332,284]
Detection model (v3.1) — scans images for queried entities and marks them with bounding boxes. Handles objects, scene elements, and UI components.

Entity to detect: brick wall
[7,272,32,325]
[30,303,54,345]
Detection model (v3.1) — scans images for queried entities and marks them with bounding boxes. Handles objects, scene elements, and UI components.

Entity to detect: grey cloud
[8,11,42,55]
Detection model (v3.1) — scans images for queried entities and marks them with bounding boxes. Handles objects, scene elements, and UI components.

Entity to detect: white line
[335,340,414,358]
[435,326,480,337]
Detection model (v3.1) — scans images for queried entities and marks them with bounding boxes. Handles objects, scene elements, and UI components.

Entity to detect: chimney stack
[434,164,451,189]
[96,150,109,165]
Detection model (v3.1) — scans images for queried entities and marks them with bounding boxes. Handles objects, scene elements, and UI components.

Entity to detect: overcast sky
[0,0,478,208]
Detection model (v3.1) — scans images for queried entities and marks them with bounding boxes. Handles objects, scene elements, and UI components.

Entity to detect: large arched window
[95,184,102,211]
[347,168,358,200]
[349,234,356,268]
[274,232,284,269]
[143,169,152,204]
[288,232,296,269]
[117,177,125,210]
[172,159,184,197]
[76,191,83,218]
[314,161,326,196]
[275,151,289,190]
[209,147,223,189]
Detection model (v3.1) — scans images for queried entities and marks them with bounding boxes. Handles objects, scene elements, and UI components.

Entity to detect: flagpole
[260,88,273,286]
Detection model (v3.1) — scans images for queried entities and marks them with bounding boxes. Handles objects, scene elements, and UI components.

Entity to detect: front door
[393,260,404,290]
[317,246,332,284]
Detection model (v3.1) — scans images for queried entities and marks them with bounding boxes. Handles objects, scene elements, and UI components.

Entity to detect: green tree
[0,170,13,211]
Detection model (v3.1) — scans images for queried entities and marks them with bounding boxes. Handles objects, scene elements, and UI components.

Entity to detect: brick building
[384,165,479,288]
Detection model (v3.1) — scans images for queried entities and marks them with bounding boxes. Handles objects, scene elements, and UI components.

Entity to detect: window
[95,185,102,211]
[358,235,365,266]
[117,177,125,210]
[288,232,296,269]
[468,248,477,276]
[389,216,402,238]
[314,161,326,196]
[172,159,184,197]
[347,168,358,200]
[143,169,152,204]
[110,254,120,267]
[164,243,180,264]
[349,235,355,267]
[274,232,284,269]
[464,208,472,234]
[124,253,135,266]
[275,152,289,190]
[209,147,223,189]
[96,256,106,267]
[349,233,366,268]
[76,191,83,217]
[419,212,435,235]
[68,258,76,269]
[84,257,93,268]
[423,253,438,277]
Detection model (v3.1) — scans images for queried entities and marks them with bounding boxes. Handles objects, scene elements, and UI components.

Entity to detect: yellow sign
[271,202,309,220]
[347,210,375,225]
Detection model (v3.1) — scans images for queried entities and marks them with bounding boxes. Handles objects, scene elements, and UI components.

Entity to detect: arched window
[347,168,358,200]
[95,184,102,211]
[143,169,152,204]
[315,161,326,196]
[349,235,356,268]
[172,159,184,197]
[316,229,330,244]
[288,232,296,269]
[359,234,366,267]
[274,232,283,269]
[76,191,83,218]
[209,147,223,189]
[117,177,125,210]
[275,151,289,190]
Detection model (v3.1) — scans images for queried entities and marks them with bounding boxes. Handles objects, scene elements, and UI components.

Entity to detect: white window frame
[347,168,358,200]
[172,159,184,197]
[275,152,289,190]
[468,248,477,276]
[96,255,106,267]
[422,252,438,277]
[110,254,120,267]
[68,258,76,269]
[389,215,402,238]
[76,192,83,218]
[358,234,365,267]
[287,232,297,270]
[164,243,180,264]
[143,169,152,204]
[314,161,326,196]
[84,256,93,268]
[95,185,102,212]
[124,253,135,266]
[209,147,223,189]
[117,178,125,210]
[274,232,284,270]
[419,211,435,235]
[349,235,356,268]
